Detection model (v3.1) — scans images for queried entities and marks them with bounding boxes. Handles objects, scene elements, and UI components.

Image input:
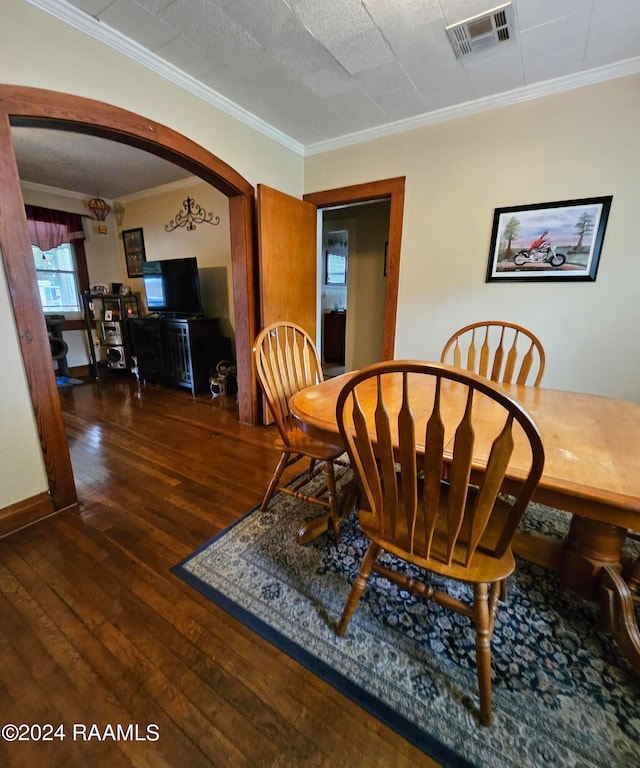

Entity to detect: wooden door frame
[0,85,261,517]
[304,176,404,361]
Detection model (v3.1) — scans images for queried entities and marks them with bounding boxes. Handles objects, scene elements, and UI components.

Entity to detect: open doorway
[319,199,391,378]
[304,176,404,378]
[1,86,405,532]
[14,126,238,397]
[0,85,258,521]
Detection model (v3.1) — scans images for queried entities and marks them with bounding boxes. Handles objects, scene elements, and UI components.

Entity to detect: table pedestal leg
[599,566,640,672]
[626,553,640,594]
[297,477,359,545]
[557,516,640,674]
[558,516,626,599]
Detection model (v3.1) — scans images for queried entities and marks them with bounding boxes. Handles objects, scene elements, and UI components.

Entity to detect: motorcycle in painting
[513,231,566,267]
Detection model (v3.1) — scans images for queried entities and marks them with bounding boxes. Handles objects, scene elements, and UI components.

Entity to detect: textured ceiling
[13,127,193,199]
[35,0,640,149]
[14,0,640,198]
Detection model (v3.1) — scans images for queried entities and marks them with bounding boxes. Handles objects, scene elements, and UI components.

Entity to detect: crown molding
[20,174,202,202]
[118,175,202,203]
[25,0,305,157]
[305,57,640,156]
[25,1,640,159]
[21,179,90,201]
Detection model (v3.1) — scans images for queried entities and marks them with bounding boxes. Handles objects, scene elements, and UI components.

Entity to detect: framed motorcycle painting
[485,196,612,282]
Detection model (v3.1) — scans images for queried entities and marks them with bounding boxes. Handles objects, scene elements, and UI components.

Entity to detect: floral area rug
[173,475,640,768]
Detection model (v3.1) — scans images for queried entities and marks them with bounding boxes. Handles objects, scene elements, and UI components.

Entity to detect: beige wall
[305,75,640,403]
[0,255,49,500]
[0,0,303,508]
[119,180,234,341]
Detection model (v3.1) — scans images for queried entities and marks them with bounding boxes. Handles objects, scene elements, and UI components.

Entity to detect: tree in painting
[570,212,594,254]
[501,216,520,258]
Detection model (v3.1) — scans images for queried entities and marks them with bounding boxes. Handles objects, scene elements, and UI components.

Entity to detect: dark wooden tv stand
[129,316,231,396]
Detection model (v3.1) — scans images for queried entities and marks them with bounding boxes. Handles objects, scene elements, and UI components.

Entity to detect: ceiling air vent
[446,3,514,59]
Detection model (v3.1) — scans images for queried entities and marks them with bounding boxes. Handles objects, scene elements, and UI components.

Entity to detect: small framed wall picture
[122,227,147,278]
[104,310,113,321]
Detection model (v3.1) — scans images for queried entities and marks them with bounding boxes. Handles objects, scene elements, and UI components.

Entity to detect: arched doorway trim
[0,85,260,517]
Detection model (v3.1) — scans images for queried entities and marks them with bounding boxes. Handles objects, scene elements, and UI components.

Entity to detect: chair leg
[325,461,340,540]
[337,542,380,636]
[473,582,494,726]
[261,451,290,511]
[338,478,361,521]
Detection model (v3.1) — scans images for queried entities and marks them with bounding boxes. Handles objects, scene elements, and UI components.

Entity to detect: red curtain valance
[25,205,85,251]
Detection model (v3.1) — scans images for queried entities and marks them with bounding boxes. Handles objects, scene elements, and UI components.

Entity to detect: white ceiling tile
[223,0,292,47]
[64,0,113,15]
[419,81,476,111]
[412,65,474,106]
[393,20,460,78]
[270,39,336,79]
[99,0,178,51]
[158,0,245,48]
[154,35,211,78]
[303,65,355,99]
[355,61,415,98]
[462,47,525,98]
[523,46,587,83]
[520,11,591,52]
[516,0,592,29]
[328,26,396,75]
[362,0,444,43]
[135,0,175,13]
[374,85,428,120]
[294,0,374,46]
[222,1,336,76]
[323,88,387,132]
[192,31,274,89]
[585,0,640,66]
[590,0,640,25]
[438,0,512,26]
[584,32,640,69]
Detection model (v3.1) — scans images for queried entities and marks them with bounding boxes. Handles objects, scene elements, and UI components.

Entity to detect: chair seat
[275,428,344,462]
[358,485,516,584]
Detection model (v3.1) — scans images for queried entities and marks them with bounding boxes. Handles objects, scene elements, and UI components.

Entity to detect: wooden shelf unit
[82,291,140,379]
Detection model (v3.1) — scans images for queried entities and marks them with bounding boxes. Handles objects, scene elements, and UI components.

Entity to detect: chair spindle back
[254,321,324,440]
[337,361,544,568]
[441,321,545,387]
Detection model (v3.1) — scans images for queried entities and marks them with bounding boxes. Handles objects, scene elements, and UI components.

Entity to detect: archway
[0,85,260,517]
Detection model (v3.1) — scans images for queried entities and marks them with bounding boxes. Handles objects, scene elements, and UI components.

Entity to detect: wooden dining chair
[440,321,545,387]
[335,360,545,726]
[254,321,346,543]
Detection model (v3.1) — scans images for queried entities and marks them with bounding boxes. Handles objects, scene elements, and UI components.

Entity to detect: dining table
[289,369,640,675]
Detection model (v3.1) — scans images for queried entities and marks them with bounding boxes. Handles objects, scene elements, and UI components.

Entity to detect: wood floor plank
[1,544,220,766]
[0,375,441,768]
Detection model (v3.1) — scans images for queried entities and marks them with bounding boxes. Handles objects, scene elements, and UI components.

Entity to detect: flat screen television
[142,257,203,317]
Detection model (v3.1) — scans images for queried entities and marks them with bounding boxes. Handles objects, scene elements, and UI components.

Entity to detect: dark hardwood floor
[0,373,440,768]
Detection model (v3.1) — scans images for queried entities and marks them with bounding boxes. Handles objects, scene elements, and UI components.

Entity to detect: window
[324,251,347,285]
[32,242,81,313]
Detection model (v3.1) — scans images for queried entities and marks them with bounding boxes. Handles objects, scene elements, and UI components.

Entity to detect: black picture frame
[122,227,146,278]
[485,196,612,282]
